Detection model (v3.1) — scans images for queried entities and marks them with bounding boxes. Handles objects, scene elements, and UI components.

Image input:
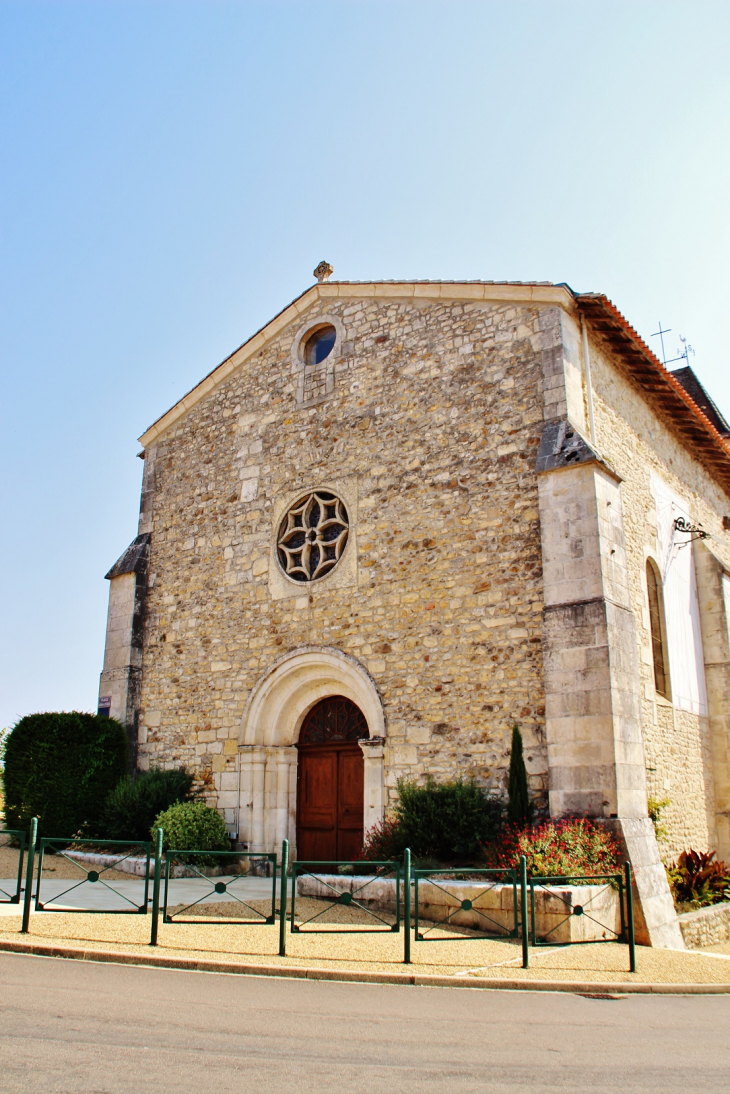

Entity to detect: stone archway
[238,647,385,854]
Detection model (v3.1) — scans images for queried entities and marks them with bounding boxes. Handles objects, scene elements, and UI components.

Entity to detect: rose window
[277,491,349,582]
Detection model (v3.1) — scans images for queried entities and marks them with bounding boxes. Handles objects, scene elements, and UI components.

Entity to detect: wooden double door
[295,696,368,861]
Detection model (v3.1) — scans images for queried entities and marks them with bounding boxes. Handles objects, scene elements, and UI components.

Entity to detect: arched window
[646,559,670,700]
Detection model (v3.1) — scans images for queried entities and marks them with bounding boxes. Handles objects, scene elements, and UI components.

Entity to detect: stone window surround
[643,551,672,703]
[276,489,350,584]
[268,476,359,601]
[290,313,345,407]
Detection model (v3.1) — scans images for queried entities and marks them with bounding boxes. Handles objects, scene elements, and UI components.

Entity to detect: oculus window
[303,325,336,367]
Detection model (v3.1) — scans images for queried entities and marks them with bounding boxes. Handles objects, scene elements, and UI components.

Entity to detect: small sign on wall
[98,695,112,718]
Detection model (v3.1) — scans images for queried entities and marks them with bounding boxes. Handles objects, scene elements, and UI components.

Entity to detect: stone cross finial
[313,261,334,283]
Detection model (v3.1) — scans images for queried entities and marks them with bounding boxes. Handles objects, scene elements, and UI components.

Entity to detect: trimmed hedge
[101,768,194,841]
[3,712,127,837]
[152,801,230,864]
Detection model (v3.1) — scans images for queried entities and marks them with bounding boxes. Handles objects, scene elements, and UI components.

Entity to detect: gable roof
[671,366,730,438]
[575,293,730,495]
[137,279,730,497]
[138,279,572,446]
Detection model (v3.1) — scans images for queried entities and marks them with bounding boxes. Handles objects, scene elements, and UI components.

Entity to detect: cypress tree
[507,723,533,827]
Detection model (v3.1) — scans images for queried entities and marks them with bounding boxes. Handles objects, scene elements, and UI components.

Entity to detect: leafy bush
[507,724,533,827]
[647,796,670,844]
[3,712,127,837]
[361,816,407,861]
[667,849,730,910]
[101,768,194,841]
[152,801,230,864]
[482,817,620,879]
[362,777,503,863]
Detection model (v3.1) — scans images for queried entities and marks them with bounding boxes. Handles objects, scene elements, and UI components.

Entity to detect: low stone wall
[62,851,269,879]
[678,902,730,949]
[297,874,622,944]
[63,851,152,877]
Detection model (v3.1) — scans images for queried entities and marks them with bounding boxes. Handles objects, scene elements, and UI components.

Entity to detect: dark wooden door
[295,696,368,861]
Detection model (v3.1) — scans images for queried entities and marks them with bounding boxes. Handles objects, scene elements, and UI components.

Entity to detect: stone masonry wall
[579,320,730,861]
[137,295,551,819]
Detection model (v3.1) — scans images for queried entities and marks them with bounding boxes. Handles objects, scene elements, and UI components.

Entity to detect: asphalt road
[1,953,728,1093]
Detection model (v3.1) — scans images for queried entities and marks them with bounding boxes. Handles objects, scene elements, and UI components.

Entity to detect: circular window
[302,325,336,367]
[277,490,349,583]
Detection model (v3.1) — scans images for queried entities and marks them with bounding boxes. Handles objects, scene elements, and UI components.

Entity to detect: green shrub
[667,849,730,910]
[3,712,127,837]
[152,801,230,864]
[647,796,670,844]
[482,817,620,879]
[101,768,194,841]
[507,724,533,827]
[362,777,502,863]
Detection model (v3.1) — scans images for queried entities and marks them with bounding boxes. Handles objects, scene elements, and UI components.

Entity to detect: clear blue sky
[2,1,729,730]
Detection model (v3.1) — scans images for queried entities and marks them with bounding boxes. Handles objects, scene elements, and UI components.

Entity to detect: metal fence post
[21,818,38,934]
[403,848,411,965]
[519,855,529,969]
[625,861,636,973]
[150,827,163,947]
[279,839,289,957]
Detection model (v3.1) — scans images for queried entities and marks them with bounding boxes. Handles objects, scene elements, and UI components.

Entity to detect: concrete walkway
[0,876,287,915]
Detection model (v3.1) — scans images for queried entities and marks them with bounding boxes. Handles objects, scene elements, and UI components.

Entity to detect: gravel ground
[0,845,131,882]
[2,902,730,984]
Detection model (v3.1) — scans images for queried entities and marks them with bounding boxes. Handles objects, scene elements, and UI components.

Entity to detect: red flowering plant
[481,817,620,881]
[361,816,406,861]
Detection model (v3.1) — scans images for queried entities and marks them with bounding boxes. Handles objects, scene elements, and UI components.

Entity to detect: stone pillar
[537,427,683,948]
[238,745,296,853]
[288,752,299,853]
[237,746,254,847]
[250,747,267,851]
[270,746,297,852]
[263,750,276,851]
[694,542,730,859]
[359,737,385,837]
[98,533,150,770]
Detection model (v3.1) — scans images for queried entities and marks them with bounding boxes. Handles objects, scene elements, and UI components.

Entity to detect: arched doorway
[238,648,385,854]
[296,696,368,860]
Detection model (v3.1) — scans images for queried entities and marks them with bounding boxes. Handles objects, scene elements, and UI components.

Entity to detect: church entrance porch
[296,696,367,860]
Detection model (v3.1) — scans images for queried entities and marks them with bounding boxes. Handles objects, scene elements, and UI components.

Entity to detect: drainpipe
[581,313,597,446]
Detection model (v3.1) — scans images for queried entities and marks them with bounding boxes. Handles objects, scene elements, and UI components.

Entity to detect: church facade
[99,272,730,946]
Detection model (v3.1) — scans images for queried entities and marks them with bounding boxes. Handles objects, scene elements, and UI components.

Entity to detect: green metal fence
[0,829,27,904]
[34,838,152,914]
[162,850,278,925]
[287,858,401,939]
[412,868,521,940]
[404,850,530,966]
[529,862,636,972]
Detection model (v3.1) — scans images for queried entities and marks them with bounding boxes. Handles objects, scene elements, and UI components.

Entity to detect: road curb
[1,938,729,994]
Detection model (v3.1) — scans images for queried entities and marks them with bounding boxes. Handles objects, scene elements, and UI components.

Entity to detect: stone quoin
[99,271,730,948]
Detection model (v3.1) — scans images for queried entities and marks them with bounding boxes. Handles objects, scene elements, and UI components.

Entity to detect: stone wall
[576,316,730,861]
[135,292,553,824]
[678,901,730,949]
